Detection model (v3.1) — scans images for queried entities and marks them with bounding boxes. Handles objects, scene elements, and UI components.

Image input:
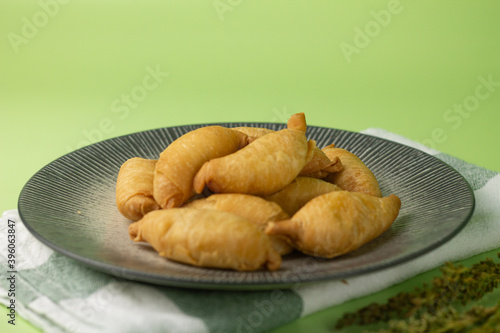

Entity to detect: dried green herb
[373,302,499,333]
[335,253,500,329]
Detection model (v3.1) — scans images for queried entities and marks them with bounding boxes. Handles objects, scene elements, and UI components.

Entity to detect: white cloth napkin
[1,128,499,333]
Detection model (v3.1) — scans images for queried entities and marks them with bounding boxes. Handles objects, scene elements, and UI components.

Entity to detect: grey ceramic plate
[18,123,475,290]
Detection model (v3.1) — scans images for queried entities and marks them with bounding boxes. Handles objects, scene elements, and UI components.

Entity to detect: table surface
[1,1,500,332]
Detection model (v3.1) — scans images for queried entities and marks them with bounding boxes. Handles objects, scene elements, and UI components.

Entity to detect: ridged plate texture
[18,124,475,290]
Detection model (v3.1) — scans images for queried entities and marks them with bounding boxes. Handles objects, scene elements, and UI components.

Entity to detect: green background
[1,0,499,332]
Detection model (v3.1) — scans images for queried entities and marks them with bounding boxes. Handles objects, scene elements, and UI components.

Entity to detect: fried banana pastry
[322,145,382,197]
[129,208,281,271]
[298,147,343,178]
[184,193,293,255]
[232,126,274,140]
[116,157,160,221]
[233,121,337,178]
[193,114,315,196]
[154,126,248,209]
[265,192,401,258]
[286,112,307,132]
[265,177,343,216]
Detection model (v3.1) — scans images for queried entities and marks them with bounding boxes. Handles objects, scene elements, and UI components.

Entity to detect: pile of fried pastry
[116,113,401,271]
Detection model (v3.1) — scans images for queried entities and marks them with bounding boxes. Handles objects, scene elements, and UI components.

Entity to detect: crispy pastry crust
[266,192,401,258]
[153,126,248,209]
[322,145,382,197]
[116,158,160,220]
[184,193,293,255]
[265,177,343,216]
[193,128,316,196]
[129,208,282,271]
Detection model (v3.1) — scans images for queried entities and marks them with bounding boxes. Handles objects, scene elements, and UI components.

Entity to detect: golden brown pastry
[193,114,315,196]
[234,122,339,178]
[232,126,274,140]
[116,157,160,220]
[184,193,293,255]
[265,191,401,258]
[286,112,307,132]
[129,208,282,271]
[298,148,343,178]
[322,145,382,197]
[265,177,343,216]
[153,126,248,209]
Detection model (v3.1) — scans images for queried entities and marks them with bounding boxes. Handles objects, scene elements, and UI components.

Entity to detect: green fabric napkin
[1,129,499,333]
